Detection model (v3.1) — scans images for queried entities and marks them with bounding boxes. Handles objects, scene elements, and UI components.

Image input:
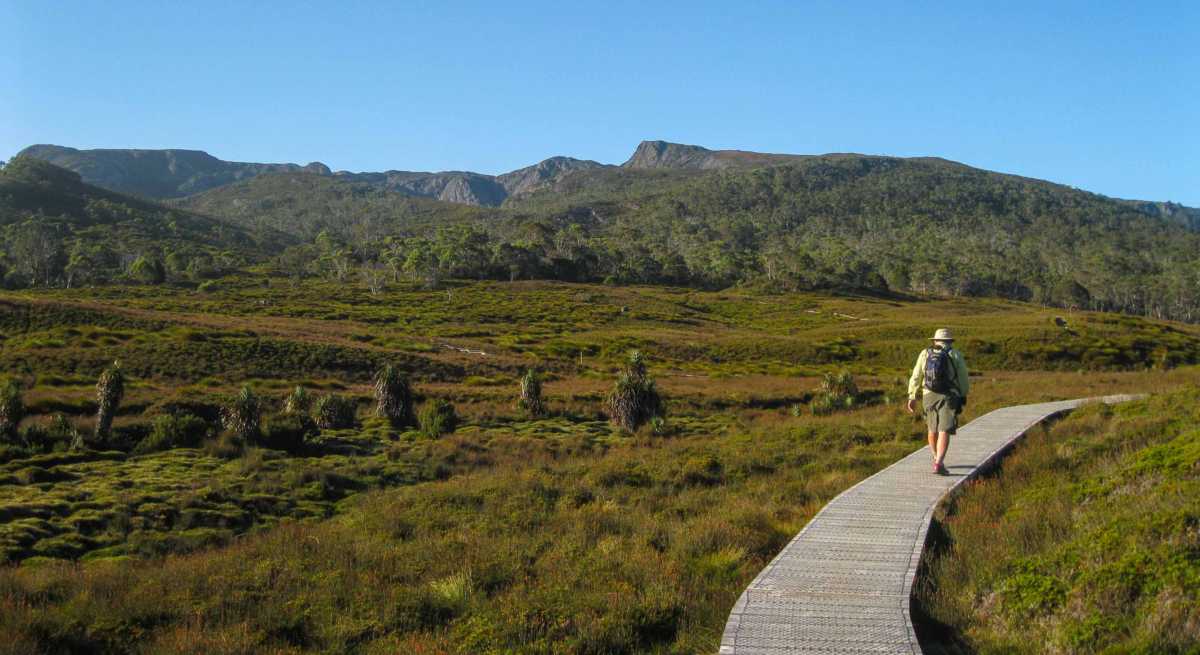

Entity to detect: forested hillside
[186,150,1199,322]
[175,172,494,242]
[502,154,1200,321]
[0,157,291,288]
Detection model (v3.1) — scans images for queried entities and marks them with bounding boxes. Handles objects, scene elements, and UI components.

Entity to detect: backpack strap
[945,347,961,394]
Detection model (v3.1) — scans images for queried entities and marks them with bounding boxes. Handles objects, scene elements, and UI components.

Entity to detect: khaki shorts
[923,391,960,435]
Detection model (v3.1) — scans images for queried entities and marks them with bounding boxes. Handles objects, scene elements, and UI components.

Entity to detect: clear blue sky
[2,1,1196,204]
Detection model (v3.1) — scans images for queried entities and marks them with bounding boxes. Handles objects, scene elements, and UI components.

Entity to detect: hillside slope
[916,391,1200,653]
[504,153,1200,322]
[0,157,290,287]
[174,171,495,242]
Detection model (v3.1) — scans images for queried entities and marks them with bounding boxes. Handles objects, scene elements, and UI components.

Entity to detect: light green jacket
[907,346,969,400]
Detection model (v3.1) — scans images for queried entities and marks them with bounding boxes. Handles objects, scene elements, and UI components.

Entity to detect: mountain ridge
[5,149,1200,323]
[16,141,1198,216]
[16,144,330,200]
[16,144,609,207]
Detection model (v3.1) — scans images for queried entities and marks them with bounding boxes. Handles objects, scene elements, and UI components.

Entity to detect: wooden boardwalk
[720,395,1138,654]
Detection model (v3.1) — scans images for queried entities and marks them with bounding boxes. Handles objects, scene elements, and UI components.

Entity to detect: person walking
[906,328,969,475]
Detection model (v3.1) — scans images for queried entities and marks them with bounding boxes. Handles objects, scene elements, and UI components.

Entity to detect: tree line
[265,157,1200,322]
[5,154,1199,323]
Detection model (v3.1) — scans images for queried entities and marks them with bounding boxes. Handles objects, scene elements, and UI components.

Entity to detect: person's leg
[923,394,939,463]
[935,430,950,465]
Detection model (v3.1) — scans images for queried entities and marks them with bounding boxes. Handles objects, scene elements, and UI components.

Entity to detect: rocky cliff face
[329,169,503,204]
[622,140,809,170]
[622,141,717,169]
[1124,201,1200,232]
[333,158,608,206]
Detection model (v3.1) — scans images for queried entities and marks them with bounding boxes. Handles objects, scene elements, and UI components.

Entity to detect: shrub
[811,369,859,415]
[283,386,313,416]
[204,433,244,459]
[128,256,165,284]
[108,421,153,452]
[650,416,670,436]
[146,397,222,423]
[135,413,209,454]
[679,455,724,486]
[259,413,317,451]
[94,361,125,444]
[428,571,474,617]
[0,378,24,442]
[820,370,858,397]
[374,364,413,426]
[517,369,547,417]
[221,386,262,441]
[18,414,79,454]
[691,546,747,584]
[606,351,664,432]
[46,414,81,451]
[418,399,458,438]
[314,394,357,430]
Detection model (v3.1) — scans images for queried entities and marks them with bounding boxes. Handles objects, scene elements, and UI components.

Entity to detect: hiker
[906,328,969,475]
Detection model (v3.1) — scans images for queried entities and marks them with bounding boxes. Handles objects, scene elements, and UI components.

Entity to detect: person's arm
[908,349,927,400]
[954,351,969,402]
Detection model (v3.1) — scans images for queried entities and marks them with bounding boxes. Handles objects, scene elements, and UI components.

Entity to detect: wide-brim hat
[929,328,954,341]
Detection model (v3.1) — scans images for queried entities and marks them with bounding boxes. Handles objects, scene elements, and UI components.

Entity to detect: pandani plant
[222,385,262,441]
[315,393,357,430]
[284,385,313,416]
[517,369,547,417]
[0,378,24,442]
[606,350,664,432]
[94,361,125,444]
[374,364,413,426]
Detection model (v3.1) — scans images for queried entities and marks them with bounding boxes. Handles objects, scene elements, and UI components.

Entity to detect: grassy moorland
[0,276,1198,653]
[915,391,1200,654]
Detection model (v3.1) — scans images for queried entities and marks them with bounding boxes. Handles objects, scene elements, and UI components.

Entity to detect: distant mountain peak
[623,140,714,169]
[302,162,332,176]
[497,156,608,198]
[622,140,811,170]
